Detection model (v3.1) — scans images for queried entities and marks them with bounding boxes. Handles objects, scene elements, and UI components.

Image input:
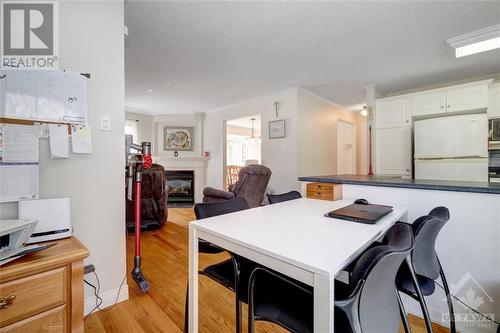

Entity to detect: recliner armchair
[203,164,271,208]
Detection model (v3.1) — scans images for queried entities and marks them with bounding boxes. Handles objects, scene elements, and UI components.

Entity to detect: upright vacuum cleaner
[126,142,153,292]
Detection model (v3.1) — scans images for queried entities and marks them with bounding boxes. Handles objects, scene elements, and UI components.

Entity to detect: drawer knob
[0,295,16,309]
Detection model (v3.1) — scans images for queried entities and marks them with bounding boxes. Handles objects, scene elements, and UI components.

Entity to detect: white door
[375,96,411,129]
[376,126,412,176]
[414,114,488,158]
[411,90,447,117]
[446,84,489,113]
[337,120,356,175]
[415,158,488,182]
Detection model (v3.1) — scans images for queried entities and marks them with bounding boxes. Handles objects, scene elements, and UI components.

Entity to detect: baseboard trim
[84,284,129,315]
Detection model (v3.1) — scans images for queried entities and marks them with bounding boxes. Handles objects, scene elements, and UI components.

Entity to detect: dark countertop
[298,175,500,195]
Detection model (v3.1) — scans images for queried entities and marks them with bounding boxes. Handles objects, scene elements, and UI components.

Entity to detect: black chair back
[349,223,414,333]
[268,191,302,204]
[194,197,249,220]
[411,206,450,280]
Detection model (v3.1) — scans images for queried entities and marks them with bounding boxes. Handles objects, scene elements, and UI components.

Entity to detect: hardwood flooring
[85,208,449,333]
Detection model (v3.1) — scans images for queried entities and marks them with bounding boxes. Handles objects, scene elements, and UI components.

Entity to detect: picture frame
[268,119,286,139]
[163,126,194,151]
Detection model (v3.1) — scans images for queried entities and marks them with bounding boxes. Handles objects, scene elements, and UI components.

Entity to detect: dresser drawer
[306,183,342,201]
[1,305,66,333]
[0,267,67,326]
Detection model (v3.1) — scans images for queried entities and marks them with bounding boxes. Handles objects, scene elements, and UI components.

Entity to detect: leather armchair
[203,164,272,208]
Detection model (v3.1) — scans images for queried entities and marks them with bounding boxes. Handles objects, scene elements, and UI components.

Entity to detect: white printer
[18,198,73,243]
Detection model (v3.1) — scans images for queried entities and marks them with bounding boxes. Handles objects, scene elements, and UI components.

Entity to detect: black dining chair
[397,206,455,333]
[247,223,414,333]
[184,197,252,333]
[267,191,302,204]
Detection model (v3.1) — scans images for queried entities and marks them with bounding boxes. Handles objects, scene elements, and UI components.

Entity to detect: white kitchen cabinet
[488,84,500,119]
[446,84,489,113]
[411,90,447,117]
[375,96,411,129]
[376,126,412,176]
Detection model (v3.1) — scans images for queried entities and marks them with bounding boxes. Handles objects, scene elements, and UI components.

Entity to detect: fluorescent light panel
[447,24,500,58]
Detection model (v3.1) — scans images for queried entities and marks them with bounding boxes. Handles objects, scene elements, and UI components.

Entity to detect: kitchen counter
[298,175,500,194]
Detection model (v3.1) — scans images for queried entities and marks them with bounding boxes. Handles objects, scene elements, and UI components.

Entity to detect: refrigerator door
[415,158,488,182]
[414,114,488,158]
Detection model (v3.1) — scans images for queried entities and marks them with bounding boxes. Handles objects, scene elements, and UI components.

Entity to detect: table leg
[188,226,199,333]
[314,274,335,333]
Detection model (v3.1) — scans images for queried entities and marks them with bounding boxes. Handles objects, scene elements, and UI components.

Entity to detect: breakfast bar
[299,175,500,328]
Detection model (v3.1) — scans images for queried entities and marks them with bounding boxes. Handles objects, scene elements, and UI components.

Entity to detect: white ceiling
[125,1,500,115]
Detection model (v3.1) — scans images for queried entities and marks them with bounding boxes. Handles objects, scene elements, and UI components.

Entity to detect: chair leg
[184,283,189,333]
[248,270,257,333]
[406,256,434,333]
[397,290,412,333]
[438,260,456,333]
[230,254,242,333]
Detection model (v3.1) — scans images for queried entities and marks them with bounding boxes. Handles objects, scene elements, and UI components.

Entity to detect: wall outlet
[84,264,96,275]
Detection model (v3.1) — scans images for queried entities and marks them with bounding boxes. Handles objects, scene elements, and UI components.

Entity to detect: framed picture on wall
[163,126,194,151]
[268,119,286,139]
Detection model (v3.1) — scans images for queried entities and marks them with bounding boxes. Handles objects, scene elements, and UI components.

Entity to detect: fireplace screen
[165,170,195,204]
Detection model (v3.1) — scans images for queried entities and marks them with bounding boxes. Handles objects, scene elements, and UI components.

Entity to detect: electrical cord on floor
[84,278,103,319]
[435,281,500,331]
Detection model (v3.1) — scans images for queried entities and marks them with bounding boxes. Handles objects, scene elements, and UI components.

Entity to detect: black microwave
[490,119,500,142]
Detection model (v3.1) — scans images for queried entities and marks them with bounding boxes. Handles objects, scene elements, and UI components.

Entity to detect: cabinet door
[446,84,488,113]
[488,84,500,118]
[376,126,412,176]
[411,90,446,117]
[375,97,411,129]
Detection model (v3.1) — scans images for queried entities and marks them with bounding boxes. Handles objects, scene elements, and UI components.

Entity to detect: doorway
[224,115,262,189]
[337,120,357,175]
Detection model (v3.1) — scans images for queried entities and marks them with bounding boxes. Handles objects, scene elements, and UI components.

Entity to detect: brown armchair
[203,164,272,208]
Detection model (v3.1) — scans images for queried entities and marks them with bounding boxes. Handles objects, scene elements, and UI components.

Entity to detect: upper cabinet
[408,80,492,118]
[375,96,411,129]
[446,84,489,113]
[411,90,447,116]
[488,84,500,119]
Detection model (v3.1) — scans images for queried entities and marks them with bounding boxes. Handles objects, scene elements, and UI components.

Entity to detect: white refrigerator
[414,114,489,182]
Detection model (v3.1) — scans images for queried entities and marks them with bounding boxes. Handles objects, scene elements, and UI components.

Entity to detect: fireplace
[165,170,195,206]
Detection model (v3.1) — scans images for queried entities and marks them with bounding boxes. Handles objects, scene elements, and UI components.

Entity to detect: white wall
[204,87,299,194]
[125,111,155,146]
[0,0,128,310]
[297,87,367,177]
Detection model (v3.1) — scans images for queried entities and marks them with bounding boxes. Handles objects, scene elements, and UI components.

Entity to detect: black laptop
[324,204,393,224]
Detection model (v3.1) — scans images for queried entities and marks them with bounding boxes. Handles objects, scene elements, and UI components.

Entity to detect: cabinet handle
[447,105,451,108]
[0,295,16,309]
[440,105,444,109]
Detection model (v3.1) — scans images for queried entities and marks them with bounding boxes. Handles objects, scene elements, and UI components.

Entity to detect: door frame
[336,119,357,175]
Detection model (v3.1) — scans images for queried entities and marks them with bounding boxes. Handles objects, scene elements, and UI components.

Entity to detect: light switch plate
[100,114,112,131]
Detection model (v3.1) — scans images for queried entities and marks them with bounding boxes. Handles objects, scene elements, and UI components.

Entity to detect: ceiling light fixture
[446,24,500,58]
[360,106,368,117]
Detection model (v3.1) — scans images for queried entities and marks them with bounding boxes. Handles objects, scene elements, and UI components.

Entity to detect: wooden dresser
[0,237,89,333]
[305,182,342,201]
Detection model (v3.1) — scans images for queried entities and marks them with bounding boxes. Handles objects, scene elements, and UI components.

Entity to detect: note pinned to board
[0,163,39,203]
[71,125,92,154]
[48,124,69,158]
[0,124,39,163]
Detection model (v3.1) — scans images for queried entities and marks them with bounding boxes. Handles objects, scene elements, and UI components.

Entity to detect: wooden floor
[85,208,449,333]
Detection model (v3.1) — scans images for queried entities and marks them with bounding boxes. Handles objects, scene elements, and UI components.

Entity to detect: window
[227,134,260,166]
[124,119,138,143]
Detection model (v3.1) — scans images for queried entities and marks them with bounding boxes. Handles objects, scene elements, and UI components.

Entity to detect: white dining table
[188,198,407,333]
